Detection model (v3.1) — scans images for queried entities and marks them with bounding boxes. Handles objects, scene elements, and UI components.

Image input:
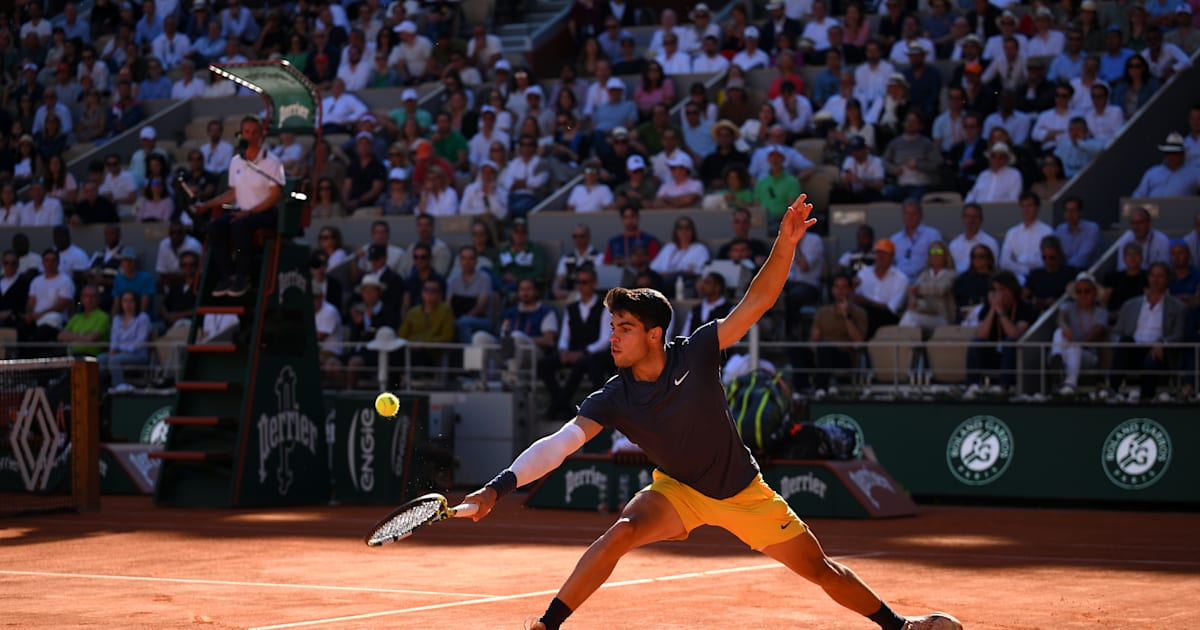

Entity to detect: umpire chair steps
[152,192,329,508]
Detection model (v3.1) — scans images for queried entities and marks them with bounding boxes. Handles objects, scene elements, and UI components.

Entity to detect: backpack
[776,420,859,461]
[726,369,792,455]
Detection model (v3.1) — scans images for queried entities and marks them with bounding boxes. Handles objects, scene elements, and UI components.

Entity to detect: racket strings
[370,501,442,543]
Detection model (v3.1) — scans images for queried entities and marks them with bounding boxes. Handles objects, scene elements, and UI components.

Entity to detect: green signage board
[809,403,1199,503]
[328,392,429,505]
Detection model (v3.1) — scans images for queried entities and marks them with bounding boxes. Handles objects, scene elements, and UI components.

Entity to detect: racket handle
[451,503,479,518]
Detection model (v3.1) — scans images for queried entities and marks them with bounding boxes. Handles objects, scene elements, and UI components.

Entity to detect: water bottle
[675,275,685,301]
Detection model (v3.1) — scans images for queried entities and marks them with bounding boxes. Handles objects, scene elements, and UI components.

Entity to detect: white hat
[626,154,646,171]
[388,167,408,181]
[401,88,418,101]
[355,130,374,142]
[986,141,1015,161]
[996,9,1017,26]
[610,125,630,138]
[480,159,500,171]
[1035,6,1053,17]
[480,104,498,115]
[743,25,760,40]
[394,20,416,34]
[1081,0,1098,10]
[524,85,544,99]
[140,126,157,140]
[367,326,408,351]
[358,273,387,292]
[1158,132,1186,152]
[690,3,711,17]
[766,0,784,10]
[494,59,512,71]
[605,77,625,91]
[666,153,693,171]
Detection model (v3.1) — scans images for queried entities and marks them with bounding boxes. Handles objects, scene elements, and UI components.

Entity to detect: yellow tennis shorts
[644,469,807,551]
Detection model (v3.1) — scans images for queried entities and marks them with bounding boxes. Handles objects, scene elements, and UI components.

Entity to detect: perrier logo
[1102,418,1171,490]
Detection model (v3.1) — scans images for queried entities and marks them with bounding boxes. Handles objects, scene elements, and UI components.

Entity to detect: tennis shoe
[902,612,963,630]
[524,616,546,630]
[226,275,250,298]
[211,278,231,297]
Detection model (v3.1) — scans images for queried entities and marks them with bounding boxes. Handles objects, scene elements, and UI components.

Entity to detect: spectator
[867,73,913,147]
[1184,210,1200,269]
[1103,242,1150,318]
[1025,235,1078,312]
[565,162,613,213]
[1133,133,1200,197]
[152,221,202,283]
[11,136,44,189]
[468,106,511,169]
[1114,206,1171,271]
[1056,194,1099,267]
[1168,240,1200,304]
[984,11,1028,61]
[692,34,730,74]
[111,79,145,134]
[759,0,802,56]
[882,111,941,201]
[732,26,771,71]
[58,284,110,357]
[854,40,896,107]
[899,240,958,335]
[404,213,454,277]
[1050,28,1088,81]
[417,166,459,216]
[678,270,732,338]
[171,59,207,100]
[837,224,876,276]
[21,249,75,358]
[491,277,559,372]
[1109,263,1186,401]
[99,290,151,391]
[1112,54,1160,118]
[1031,154,1069,202]
[343,274,401,385]
[942,112,988,195]
[20,180,65,227]
[944,204,998,276]
[501,135,551,219]
[680,102,716,159]
[650,216,711,287]
[605,204,661,266]
[853,238,908,336]
[932,86,969,154]
[460,161,507,221]
[1050,272,1109,395]
[890,199,944,279]
[0,250,31,329]
[220,0,260,44]
[0,186,21,226]
[43,155,77,210]
[1141,26,1191,82]
[312,176,347,219]
[398,277,455,370]
[134,178,174,223]
[610,154,657,209]
[199,120,235,178]
[902,45,943,120]
[321,79,369,135]
[1032,84,1076,154]
[357,243,405,312]
[798,272,869,394]
[784,229,825,333]
[448,245,495,343]
[553,224,604,301]
[1054,117,1104,178]
[655,33,692,75]
[653,154,703,209]
[308,251,343,316]
[965,141,1023,203]
[1069,55,1103,113]
[74,89,112,143]
[311,284,344,386]
[52,226,90,280]
[999,191,1054,278]
[1028,7,1067,57]
[343,133,388,211]
[707,165,756,215]
[494,217,546,294]
[752,146,803,233]
[541,266,613,418]
[70,180,119,226]
[111,247,155,315]
[410,140,456,193]
[983,91,1033,147]
[962,61,998,118]
[716,207,770,267]
[316,226,350,271]
[32,90,73,138]
[1165,5,1200,55]
[965,270,1036,394]
[718,78,755,126]
[700,121,749,190]
[1083,81,1125,143]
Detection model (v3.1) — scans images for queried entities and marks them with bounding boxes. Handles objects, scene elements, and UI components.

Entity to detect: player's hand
[778,193,816,245]
[462,486,498,522]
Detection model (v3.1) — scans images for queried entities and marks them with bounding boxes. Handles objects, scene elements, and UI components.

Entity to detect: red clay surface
[2,495,1197,629]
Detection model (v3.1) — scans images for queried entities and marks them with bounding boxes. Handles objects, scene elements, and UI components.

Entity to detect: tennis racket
[364,493,479,547]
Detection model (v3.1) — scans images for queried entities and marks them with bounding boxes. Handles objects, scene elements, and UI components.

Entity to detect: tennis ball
[375,392,400,417]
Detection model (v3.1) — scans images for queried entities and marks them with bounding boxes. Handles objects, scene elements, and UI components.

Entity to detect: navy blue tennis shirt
[578,321,760,499]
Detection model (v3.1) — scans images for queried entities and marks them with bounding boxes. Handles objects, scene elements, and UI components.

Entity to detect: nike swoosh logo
[780,521,791,530]
[674,371,690,386]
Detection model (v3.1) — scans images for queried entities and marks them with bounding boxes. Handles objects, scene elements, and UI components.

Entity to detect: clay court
[3,496,1198,629]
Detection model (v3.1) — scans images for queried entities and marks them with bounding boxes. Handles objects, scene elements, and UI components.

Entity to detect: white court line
[0,570,495,599]
[248,553,886,630]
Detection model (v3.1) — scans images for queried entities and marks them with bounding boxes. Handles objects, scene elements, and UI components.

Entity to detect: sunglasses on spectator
[929,248,945,255]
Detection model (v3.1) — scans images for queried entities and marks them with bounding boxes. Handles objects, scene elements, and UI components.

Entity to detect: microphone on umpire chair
[237,138,250,159]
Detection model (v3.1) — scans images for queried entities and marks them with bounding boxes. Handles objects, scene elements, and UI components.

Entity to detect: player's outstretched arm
[717,193,816,350]
[464,416,604,521]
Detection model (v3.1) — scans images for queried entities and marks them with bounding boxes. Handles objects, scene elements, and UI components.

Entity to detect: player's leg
[761,531,961,630]
[531,489,686,630]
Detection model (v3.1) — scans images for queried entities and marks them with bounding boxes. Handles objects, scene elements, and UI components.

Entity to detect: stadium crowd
[0,0,1199,402]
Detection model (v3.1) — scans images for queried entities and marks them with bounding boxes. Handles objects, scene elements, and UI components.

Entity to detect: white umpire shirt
[229,151,285,212]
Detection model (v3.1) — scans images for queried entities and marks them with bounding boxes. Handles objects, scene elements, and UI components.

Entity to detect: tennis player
[465,194,961,630]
